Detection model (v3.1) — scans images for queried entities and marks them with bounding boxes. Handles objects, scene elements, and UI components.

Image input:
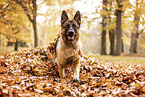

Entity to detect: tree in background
[101,0,108,55]
[108,0,115,55]
[0,0,30,51]
[130,0,143,54]
[13,0,38,48]
[0,0,10,50]
[115,0,123,55]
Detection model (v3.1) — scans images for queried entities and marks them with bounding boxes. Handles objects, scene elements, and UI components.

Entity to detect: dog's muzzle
[67,30,75,41]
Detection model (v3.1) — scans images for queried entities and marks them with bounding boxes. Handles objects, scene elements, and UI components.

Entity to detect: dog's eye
[72,24,76,28]
[72,24,79,29]
[65,24,69,28]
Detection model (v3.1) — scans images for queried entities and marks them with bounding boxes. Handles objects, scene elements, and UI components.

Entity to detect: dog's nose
[68,31,74,35]
[68,30,75,36]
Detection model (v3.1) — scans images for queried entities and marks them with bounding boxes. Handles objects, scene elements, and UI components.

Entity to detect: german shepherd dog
[52,10,82,81]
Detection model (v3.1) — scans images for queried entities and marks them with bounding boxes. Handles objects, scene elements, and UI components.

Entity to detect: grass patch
[90,54,145,65]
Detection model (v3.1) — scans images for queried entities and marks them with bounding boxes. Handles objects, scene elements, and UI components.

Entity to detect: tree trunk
[32,0,38,48]
[108,1,115,55]
[130,0,140,54]
[14,39,18,51]
[134,33,139,53]
[101,0,107,55]
[114,0,123,55]
[109,30,115,55]
[121,39,124,53]
[32,20,38,48]
[0,36,1,50]
[14,0,38,48]
[130,33,139,54]
[101,29,107,55]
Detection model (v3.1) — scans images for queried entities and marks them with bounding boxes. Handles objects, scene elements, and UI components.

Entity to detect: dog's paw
[72,76,79,82]
[73,75,79,81]
[73,79,79,82]
[67,79,79,84]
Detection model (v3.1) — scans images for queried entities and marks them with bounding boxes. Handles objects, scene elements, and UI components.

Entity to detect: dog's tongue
[68,36,74,40]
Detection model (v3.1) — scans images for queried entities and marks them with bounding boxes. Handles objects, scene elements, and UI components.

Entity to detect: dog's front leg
[73,62,80,81]
[58,66,65,78]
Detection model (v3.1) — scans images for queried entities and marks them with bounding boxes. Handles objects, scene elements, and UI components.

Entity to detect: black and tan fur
[51,10,82,81]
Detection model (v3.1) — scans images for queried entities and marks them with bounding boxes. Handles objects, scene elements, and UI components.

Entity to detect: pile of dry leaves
[0,46,145,97]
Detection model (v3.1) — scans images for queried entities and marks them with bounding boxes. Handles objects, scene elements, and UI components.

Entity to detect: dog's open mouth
[68,35,75,40]
[67,32,75,41]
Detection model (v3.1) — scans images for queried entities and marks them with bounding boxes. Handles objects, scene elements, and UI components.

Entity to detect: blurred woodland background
[0,0,145,56]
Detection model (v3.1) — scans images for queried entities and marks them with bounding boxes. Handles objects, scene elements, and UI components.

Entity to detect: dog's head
[60,10,81,45]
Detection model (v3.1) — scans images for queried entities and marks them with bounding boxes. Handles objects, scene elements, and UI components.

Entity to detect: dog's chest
[56,41,80,67]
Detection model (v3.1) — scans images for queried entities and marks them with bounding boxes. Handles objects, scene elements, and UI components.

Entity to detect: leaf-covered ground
[0,46,145,97]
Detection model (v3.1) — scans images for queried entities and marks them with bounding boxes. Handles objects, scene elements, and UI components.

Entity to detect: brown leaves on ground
[0,46,145,96]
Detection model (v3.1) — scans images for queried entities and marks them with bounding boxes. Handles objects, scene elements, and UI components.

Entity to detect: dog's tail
[46,34,60,60]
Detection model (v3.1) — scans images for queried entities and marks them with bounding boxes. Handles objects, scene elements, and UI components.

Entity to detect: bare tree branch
[13,0,33,22]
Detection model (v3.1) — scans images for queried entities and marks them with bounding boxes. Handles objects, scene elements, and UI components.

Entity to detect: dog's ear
[73,11,81,26]
[61,10,68,26]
